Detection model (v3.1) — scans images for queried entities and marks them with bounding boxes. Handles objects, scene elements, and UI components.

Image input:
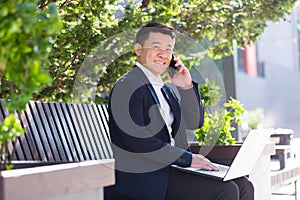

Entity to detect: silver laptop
[172,128,274,181]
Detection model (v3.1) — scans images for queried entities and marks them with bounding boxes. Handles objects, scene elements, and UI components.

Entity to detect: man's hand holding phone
[167,55,193,90]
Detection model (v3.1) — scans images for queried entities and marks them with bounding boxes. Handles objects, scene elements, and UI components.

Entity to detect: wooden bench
[271,159,300,199]
[271,139,300,200]
[0,100,114,200]
[271,145,292,170]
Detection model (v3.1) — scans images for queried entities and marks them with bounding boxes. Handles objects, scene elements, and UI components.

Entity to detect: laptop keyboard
[196,163,230,178]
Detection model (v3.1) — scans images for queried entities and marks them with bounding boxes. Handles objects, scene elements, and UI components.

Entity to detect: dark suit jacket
[104,66,204,200]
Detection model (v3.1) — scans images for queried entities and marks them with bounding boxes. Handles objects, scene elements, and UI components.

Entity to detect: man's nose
[158,50,171,58]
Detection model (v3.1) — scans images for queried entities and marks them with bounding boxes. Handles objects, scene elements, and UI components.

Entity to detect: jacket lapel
[132,66,181,137]
[132,66,160,105]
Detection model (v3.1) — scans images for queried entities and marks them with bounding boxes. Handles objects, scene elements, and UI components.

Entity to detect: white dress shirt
[136,62,175,146]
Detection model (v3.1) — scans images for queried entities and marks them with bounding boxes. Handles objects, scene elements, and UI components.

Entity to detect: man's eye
[153,46,161,49]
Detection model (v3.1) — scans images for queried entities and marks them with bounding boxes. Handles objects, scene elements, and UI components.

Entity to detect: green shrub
[194,79,245,145]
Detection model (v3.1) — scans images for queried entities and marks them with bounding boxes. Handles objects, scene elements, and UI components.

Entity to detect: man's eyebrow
[152,41,162,45]
[152,41,172,47]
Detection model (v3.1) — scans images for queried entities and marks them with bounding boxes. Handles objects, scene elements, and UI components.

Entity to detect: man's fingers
[201,162,219,171]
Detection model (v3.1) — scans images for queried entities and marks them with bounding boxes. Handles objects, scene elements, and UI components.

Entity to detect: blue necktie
[160,85,180,137]
[160,85,178,110]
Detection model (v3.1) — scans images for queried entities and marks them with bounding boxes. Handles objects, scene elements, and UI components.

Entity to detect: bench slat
[93,104,113,159]
[20,105,43,160]
[35,102,60,161]
[49,103,74,161]
[78,104,101,159]
[66,104,91,160]
[29,101,54,161]
[82,104,106,159]
[42,103,68,161]
[72,104,96,160]
[54,103,80,161]
[0,100,5,122]
[98,104,109,126]
[98,104,112,145]
[15,111,33,160]
[86,104,110,159]
[60,103,85,161]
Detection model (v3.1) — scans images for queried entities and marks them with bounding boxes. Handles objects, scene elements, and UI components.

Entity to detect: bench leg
[278,154,286,170]
[295,179,298,200]
[272,180,299,199]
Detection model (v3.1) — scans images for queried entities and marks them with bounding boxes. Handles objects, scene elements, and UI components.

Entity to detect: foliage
[178,0,297,58]
[241,107,265,132]
[194,79,245,145]
[35,0,123,102]
[26,0,298,103]
[0,0,61,170]
[0,115,25,170]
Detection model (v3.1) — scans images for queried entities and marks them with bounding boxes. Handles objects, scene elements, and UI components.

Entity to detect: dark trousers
[165,167,254,200]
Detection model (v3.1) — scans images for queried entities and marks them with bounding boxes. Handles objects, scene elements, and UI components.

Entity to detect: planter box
[0,159,115,200]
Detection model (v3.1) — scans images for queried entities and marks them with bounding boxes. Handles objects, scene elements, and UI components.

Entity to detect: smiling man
[104,22,254,200]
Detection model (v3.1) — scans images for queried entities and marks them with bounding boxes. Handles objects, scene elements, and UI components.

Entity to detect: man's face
[134,32,175,77]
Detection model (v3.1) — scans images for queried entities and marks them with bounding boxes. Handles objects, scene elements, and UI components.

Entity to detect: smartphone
[167,54,178,78]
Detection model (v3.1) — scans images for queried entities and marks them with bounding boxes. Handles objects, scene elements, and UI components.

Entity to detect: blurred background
[223,2,300,140]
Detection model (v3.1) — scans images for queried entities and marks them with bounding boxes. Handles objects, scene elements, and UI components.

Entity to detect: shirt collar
[135,61,164,88]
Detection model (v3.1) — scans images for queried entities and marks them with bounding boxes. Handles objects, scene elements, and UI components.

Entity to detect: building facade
[225,3,300,138]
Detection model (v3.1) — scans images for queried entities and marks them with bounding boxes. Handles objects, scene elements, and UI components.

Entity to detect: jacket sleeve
[177,81,204,129]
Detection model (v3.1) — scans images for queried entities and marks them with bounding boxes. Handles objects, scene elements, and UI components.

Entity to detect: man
[104,22,254,200]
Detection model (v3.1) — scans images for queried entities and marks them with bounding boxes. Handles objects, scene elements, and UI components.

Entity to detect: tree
[0,0,61,170]
[1,0,298,104]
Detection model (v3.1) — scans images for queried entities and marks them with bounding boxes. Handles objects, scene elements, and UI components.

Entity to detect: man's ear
[134,43,142,56]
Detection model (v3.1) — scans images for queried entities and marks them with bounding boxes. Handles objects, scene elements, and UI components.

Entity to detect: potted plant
[191,79,245,164]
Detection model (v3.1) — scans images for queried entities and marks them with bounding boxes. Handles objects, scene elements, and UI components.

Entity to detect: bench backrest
[0,100,113,162]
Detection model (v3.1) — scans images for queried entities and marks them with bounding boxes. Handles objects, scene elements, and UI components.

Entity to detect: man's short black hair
[135,22,176,45]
